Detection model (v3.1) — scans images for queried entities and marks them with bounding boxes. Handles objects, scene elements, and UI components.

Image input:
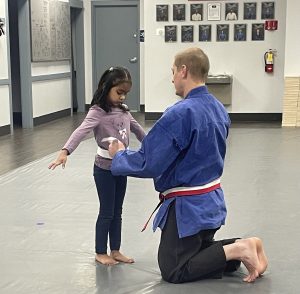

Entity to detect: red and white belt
[159,178,221,201]
[141,178,221,232]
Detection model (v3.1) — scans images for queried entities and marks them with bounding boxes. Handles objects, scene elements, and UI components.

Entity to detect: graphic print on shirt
[113,117,127,140]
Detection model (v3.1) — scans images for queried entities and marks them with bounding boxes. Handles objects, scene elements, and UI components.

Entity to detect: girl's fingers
[48,162,55,169]
[48,161,61,170]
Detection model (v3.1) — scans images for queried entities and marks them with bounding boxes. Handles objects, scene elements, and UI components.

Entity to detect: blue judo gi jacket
[111,86,230,238]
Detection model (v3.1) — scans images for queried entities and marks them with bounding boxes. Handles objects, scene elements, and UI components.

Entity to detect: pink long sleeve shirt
[63,105,146,170]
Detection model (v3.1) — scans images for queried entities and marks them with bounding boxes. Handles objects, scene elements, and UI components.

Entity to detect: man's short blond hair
[174,48,210,81]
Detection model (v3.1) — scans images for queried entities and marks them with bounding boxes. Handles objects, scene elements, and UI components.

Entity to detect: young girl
[48,67,146,266]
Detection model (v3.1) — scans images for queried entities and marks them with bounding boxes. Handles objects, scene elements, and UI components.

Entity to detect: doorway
[92,1,140,111]
[8,0,22,128]
[70,2,85,113]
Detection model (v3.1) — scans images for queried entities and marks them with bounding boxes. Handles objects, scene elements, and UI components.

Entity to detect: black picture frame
[165,25,177,42]
[261,2,275,19]
[156,5,169,22]
[181,25,194,43]
[217,24,229,41]
[199,25,211,42]
[0,18,5,37]
[234,24,247,41]
[173,4,186,21]
[225,3,238,20]
[244,2,257,20]
[190,4,203,21]
[252,23,265,41]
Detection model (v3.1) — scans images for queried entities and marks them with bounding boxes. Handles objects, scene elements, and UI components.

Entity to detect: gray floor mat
[1,126,300,294]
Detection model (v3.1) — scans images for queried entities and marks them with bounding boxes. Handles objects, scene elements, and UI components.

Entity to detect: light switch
[156,28,164,36]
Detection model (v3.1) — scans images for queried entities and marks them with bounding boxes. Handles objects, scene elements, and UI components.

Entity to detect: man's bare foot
[95,253,119,266]
[111,250,135,264]
[235,238,260,283]
[253,237,268,275]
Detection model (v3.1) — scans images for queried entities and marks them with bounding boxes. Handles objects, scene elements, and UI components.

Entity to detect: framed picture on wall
[234,24,247,41]
[165,25,177,42]
[190,4,203,21]
[156,5,169,22]
[244,2,257,20]
[216,24,229,41]
[261,2,275,19]
[173,4,186,21]
[181,25,194,42]
[199,25,211,42]
[225,3,238,20]
[207,3,221,21]
[252,23,265,41]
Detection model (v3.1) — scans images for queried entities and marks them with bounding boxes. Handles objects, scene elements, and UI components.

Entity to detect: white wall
[32,78,71,117]
[83,0,92,105]
[0,86,10,127]
[284,0,300,76]
[31,61,71,119]
[140,0,145,105]
[0,0,11,128]
[31,0,71,119]
[0,1,8,79]
[144,0,286,113]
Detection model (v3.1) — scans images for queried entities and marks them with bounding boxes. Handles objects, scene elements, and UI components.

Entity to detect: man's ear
[181,65,188,78]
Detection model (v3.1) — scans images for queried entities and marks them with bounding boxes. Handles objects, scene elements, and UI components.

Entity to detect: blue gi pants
[93,165,127,254]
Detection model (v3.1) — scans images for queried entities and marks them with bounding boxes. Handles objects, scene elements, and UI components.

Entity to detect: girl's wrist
[61,148,69,155]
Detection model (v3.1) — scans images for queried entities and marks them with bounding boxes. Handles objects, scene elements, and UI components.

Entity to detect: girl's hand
[48,149,68,170]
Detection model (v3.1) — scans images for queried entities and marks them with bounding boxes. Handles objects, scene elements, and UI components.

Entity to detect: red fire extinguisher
[264,50,274,73]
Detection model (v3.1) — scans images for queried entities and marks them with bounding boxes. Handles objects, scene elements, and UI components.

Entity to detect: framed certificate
[173,4,186,21]
[181,25,194,42]
[207,3,221,21]
[165,25,177,42]
[261,2,275,19]
[217,24,229,41]
[156,5,168,22]
[244,2,257,20]
[199,25,211,42]
[234,24,247,41]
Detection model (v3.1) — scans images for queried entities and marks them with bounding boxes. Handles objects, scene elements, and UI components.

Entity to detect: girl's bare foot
[95,253,119,266]
[253,237,268,275]
[235,238,260,283]
[111,250,135,264]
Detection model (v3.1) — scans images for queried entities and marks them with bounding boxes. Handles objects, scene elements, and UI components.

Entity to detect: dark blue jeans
[93,165,127,254]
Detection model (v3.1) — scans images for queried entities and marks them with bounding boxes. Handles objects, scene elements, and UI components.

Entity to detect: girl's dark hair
[91,66,132,112]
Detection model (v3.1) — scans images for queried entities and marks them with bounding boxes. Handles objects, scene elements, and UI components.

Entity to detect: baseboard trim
[85,104,145,113]
[33,109,71,126]
[145,112,283,122]
[229,113,282,122]
[0,125,10,136]
[145,113,163,120]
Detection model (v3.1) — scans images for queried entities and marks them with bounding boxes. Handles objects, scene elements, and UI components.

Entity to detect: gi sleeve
[111,121,182,178]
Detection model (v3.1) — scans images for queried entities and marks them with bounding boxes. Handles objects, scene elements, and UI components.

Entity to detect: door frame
[70,0,86,113]
[5,0,14,134]
[91,0,140,108]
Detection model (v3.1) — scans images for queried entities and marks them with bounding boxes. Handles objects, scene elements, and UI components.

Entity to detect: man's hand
[109,140,125,158]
